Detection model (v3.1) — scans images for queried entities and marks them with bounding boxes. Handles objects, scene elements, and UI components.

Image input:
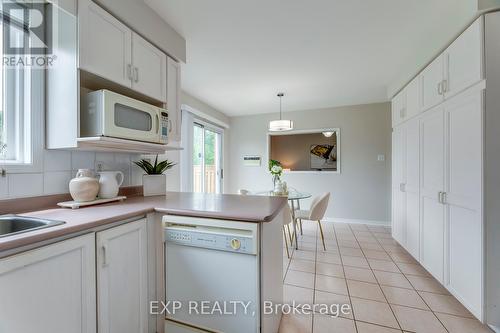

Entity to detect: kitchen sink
[0,215,65,238]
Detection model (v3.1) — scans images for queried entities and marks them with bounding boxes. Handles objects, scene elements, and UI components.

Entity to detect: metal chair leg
[318,220,326,251]
[299,218,303,235]
[286,224,294,245]
[283,227,290,258]
[293,218,299,250]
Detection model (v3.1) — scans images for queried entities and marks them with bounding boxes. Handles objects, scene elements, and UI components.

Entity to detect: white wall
[227,103,392,223]
[0,151,142,199]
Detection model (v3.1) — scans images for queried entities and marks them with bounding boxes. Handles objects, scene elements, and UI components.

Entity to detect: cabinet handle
[127,64,132,80]
[442,80,448,94]
[134,67,139,83]
[102,244,108,267]
[437,82,443,95]
[438,191,443,203]
[441,192,447,204]
[400,183,406,192]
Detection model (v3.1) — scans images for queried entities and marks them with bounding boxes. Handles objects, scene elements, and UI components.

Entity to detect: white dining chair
[282,205,294,258]
[294,192,331,250]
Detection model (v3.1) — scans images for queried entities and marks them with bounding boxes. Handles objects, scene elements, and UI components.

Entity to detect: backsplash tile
[44,150,71,172]
[0,176,8,199]
[43,171,72,195]
[1,150,142,200]
[8,173,44,198]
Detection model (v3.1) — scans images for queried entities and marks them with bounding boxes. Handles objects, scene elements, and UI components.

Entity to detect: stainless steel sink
[0,215,65,238]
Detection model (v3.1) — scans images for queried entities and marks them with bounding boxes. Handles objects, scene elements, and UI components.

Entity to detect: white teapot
[98,171,124,199]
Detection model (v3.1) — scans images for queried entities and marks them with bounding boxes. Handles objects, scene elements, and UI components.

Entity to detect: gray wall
[227,102,392,223]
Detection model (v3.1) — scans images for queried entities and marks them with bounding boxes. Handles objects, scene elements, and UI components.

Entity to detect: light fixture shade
[322,131,334,137]
[269,119,294,131]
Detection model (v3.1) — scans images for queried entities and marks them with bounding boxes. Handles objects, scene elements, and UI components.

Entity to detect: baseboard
[489,325,500,333]
[322,217,391,227]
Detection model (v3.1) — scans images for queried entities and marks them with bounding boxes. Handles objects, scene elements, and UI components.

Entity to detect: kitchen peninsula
[0,192,287,333]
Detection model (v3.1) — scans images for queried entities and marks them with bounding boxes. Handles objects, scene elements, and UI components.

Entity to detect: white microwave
[81,89,169,144]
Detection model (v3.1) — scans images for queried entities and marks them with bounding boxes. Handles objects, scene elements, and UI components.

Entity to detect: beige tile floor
[279,221,493,333]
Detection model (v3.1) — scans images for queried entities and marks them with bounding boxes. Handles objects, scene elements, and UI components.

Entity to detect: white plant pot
[142,174,166,196]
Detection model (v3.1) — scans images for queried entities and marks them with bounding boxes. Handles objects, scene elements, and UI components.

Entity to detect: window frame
[0,2,44,173]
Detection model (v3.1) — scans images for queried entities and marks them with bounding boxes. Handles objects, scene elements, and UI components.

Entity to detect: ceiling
[145,0,477,116]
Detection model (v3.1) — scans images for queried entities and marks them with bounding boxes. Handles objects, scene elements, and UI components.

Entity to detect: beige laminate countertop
[0,192,287,253]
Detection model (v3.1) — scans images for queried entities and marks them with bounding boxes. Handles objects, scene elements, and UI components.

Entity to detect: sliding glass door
[192,122,223,193]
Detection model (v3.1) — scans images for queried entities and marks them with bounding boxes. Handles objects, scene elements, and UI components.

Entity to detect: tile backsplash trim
[0,150,144,200]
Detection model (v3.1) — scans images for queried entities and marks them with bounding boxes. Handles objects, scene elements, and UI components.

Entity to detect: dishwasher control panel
[165,227,255,255]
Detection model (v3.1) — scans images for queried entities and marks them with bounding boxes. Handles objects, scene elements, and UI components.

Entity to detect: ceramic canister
[69,169,99,202]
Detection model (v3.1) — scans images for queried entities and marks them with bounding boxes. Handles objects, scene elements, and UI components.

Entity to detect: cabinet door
[0,234,96,333]
[445,18,483,98]
[132,33,167,102]
[404,119,420,259]
[167,57,182,141]
[406,76,421,119]
[78,0,132,87]
[97,219,148,333]
[392,127,406,245]
[391,91,406,127]
[421,55,445,111]
[445,91,483,319]
[420,107,446,282]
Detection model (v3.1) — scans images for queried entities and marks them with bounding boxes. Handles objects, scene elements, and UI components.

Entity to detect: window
[0,1,43,171]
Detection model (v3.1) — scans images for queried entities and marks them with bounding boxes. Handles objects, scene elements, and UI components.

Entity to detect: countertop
[0,192,287,253]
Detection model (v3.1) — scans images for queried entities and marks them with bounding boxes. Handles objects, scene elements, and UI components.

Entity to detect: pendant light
[269,93,293,132]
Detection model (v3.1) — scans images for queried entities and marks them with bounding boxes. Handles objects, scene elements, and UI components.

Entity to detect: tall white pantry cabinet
[391,13,500,330]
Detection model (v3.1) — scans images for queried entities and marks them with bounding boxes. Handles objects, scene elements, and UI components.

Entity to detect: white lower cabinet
[97,219,148,333]
[445,90,483,319]
[392,126,406,245]
[0,234,96,333]
[393,87,484,320]
[420,106,446,283]
[404,119,420,260]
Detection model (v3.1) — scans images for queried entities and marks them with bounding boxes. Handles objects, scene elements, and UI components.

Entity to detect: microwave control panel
[160,111,169,144]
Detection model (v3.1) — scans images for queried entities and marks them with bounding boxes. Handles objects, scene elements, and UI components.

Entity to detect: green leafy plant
[134,155,176,175]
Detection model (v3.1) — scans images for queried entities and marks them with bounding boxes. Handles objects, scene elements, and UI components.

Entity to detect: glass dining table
[253,190,312,249]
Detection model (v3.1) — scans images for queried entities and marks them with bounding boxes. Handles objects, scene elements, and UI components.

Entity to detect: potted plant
[134,155,176,196]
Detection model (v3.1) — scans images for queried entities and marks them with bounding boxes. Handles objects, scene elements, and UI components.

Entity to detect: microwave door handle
[155,114,160,134]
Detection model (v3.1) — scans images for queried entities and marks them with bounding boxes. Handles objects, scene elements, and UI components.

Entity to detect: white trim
[322,217,391,226]
[181,104,229,129]
[267,127,341,174]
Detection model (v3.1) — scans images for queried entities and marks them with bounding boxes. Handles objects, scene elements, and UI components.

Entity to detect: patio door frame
[192,118,224,193]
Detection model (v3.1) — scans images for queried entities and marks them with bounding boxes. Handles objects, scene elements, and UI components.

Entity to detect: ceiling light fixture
[322,131,335,137]
[269,93,293,132]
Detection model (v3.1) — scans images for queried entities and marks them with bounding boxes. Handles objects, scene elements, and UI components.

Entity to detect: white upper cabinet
[132,33,167,102]
[0,234,96,333]
[391,90,406,127]
[405,76,421,119]
[78,0,132,88]
[97,219,148,333]
[79,0,168,102]
[391,76,420,128]
[167,56,182,141]
[421,55,445,111]
[444,17,484,99]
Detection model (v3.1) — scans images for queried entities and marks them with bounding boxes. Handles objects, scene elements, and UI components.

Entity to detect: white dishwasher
[163,215,261,333]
